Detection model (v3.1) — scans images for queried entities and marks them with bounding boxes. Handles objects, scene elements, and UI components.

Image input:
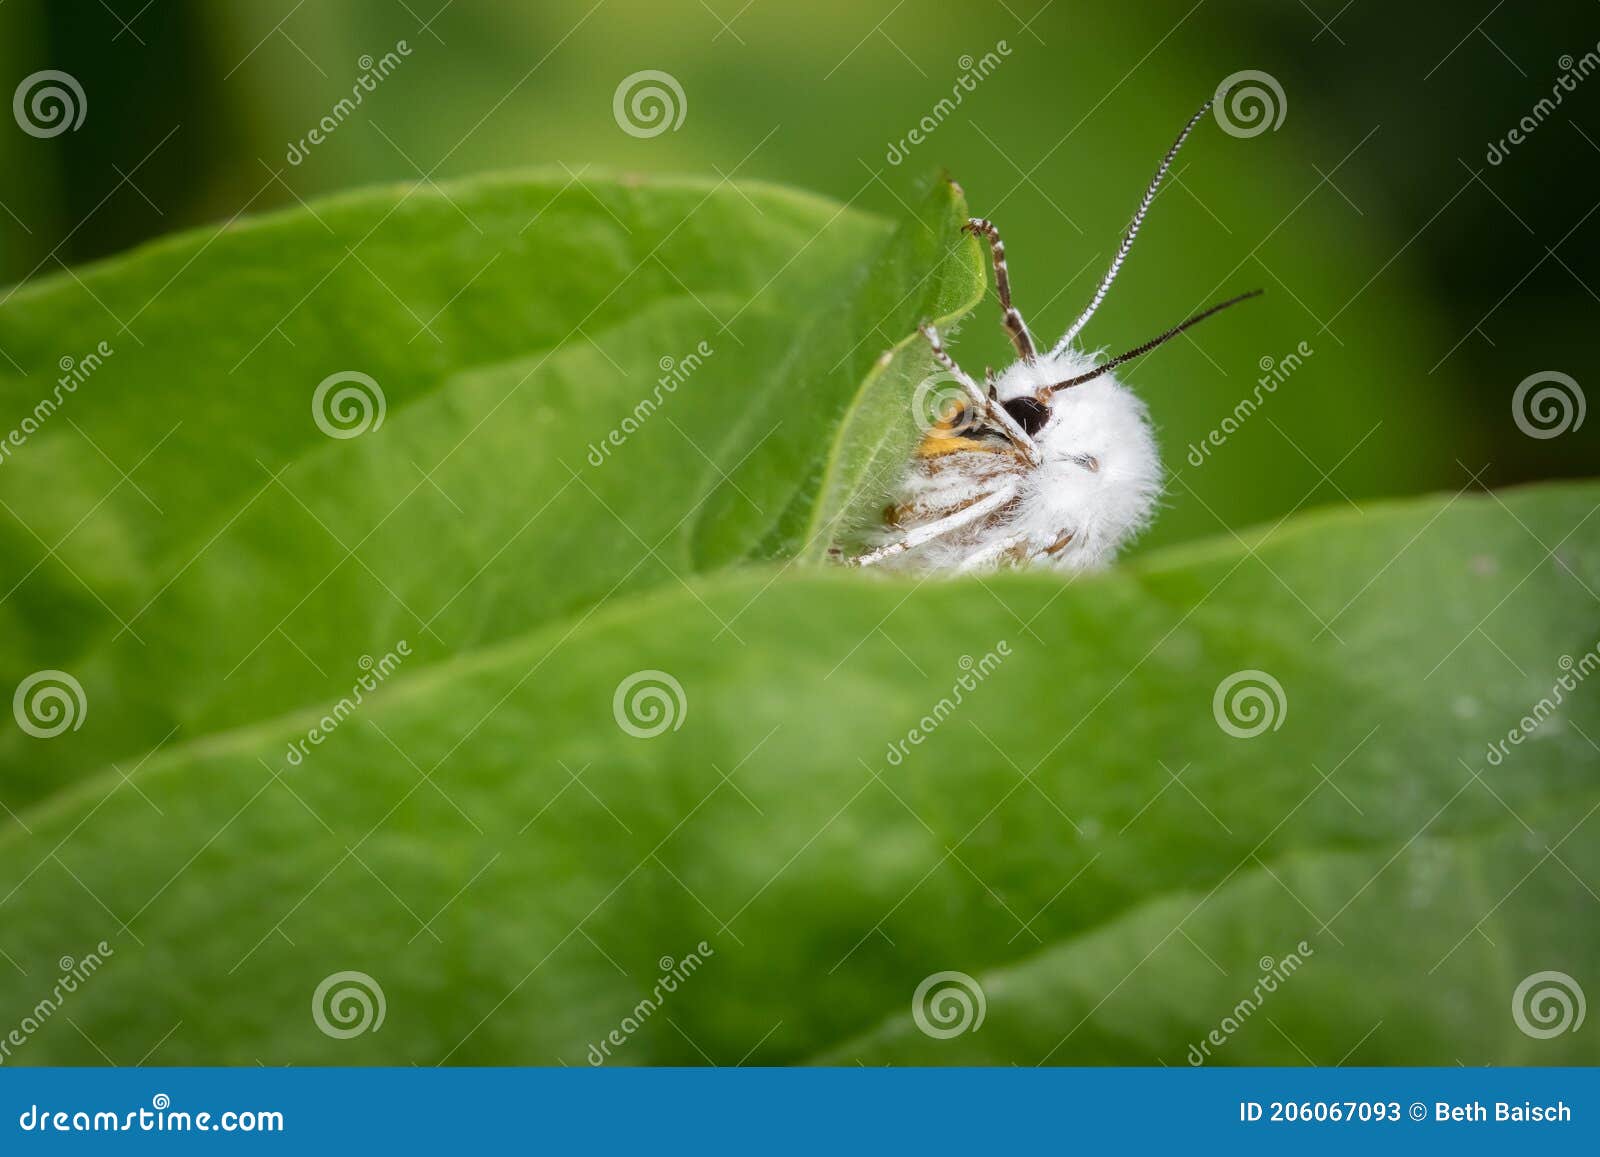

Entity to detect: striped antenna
[1045,289,1263,394]
[1052,99,1215,357]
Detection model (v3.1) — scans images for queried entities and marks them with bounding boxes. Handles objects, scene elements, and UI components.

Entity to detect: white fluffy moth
[847,98,1261,573]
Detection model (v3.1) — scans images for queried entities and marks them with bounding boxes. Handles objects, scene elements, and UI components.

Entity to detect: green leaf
[689,174,985,566]
[1,172,1594,1067]
[0,171,979,808]
[0,468,1595,1063]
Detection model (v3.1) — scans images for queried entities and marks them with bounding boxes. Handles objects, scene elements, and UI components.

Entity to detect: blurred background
[1,0,1595,554]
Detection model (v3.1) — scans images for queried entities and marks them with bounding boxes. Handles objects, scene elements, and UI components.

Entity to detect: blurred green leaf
[692,175,984,566]
[0,475,1595,1064]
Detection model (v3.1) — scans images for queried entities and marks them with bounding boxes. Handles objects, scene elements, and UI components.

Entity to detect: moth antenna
[1045,289,1263,394]
[985,366,996,399]
[1052,99,1215,357]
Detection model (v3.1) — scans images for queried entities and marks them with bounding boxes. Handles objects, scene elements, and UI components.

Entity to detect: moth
[848,99,1261,573]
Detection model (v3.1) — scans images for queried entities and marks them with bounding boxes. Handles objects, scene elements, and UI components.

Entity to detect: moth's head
[915,394,1051,459]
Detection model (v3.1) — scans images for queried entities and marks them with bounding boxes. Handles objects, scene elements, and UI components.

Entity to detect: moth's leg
[1043,528,1076,555]
[1010,529,1079,569]
[918,323,1041,466]
[956,532,1029,572]
[848,479,1020,568]
[963,218,1036,362]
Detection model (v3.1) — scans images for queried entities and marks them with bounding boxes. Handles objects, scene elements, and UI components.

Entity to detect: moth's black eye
[1002,396,1050,436]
